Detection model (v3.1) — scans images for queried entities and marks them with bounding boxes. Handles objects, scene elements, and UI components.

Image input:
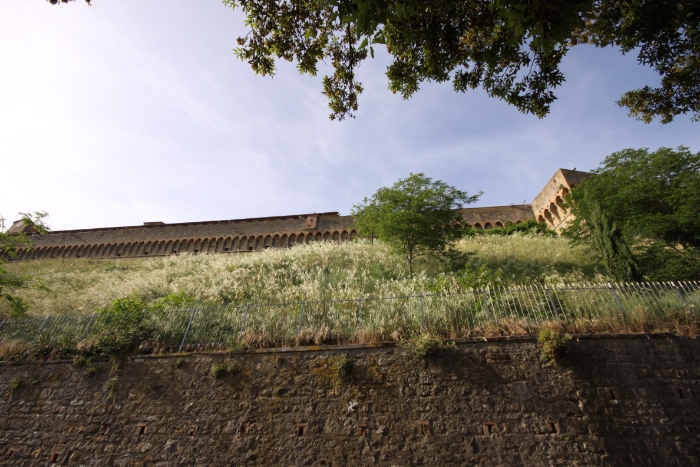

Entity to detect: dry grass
[0,340,29,361]
[1,235,603,317]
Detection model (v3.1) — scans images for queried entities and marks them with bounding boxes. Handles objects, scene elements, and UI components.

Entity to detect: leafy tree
[584,193,641,281]
[352,173,480,277]
[0,212,50,317]
[47,0,699,123]
[221,0,698,122]
[563,146,700,280]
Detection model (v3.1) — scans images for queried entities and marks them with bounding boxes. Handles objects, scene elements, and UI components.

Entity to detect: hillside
[2,234,604,317]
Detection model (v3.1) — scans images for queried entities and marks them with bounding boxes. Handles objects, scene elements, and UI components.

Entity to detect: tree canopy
[351,173,480,276]
[47,0,699,123]
[221,0,698,122]
[563,146,700,280]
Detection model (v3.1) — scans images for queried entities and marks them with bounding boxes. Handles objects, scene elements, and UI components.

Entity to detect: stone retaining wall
[0,335,698,466]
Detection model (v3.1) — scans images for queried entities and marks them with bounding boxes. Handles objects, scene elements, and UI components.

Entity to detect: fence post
[179,307,198,353]
[420,294,425,330]
[239,302,250,335]
[297,299,305,335]
[545,285,560,320]
[32,316,51,344]
[671,281,687,306]
[80,313,97,341]
[481,288,491,320]
[357,296,363,331]
[609,283,627,318]
[37,316,50,333]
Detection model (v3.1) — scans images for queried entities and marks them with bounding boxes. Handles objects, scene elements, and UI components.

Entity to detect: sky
[1,0,698,231]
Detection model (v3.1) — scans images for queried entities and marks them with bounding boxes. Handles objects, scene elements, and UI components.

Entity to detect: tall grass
[2,234,605,317]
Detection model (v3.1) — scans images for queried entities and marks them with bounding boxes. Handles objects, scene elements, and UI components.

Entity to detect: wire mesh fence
[0,281,698,352]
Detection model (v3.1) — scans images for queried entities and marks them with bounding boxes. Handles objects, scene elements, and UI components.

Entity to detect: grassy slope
[3,234,605,316]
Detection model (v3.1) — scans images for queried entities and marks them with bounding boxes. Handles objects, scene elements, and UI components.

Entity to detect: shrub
[31,333,78,361]
[72,356,89,367]
[6,377,37,398]
[175,357,184,368]
[84,365,103,376]
[335,357,353,378]
[537,328,571,366]
[210,360,240,378]
[209,363,228,378]
[400,333,456,357]
[88,295,154,357]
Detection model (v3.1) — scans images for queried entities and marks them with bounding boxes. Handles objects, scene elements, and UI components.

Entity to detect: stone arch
[340,230,349,241]
[289,234,297,246]
[561,187,569,197]
[484,222,493,230]
[203,238,213,253]
[183,239,194,253]
[473,222,483,230]
[26,247,37,260]
[39,247,51,259]
[323,231,331,241]
[263,235,273,249]
[555,195,564,208]
[29,247,40,260]
[191,238,202,254]
[549,202,561,221]
[495,221,504,228]
[94,244,105,258]
[332,231,340,241]
[543,209,553,223]
[103,243,115,258]
[133,242,144,256]
[74,245,86,258]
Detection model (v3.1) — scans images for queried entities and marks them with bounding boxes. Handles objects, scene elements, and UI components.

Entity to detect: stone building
[6,169,590,262]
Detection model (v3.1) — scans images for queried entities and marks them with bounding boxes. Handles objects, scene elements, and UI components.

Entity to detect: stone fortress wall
[8,169,590,262]
[530,169,592,232]
[0,336,698,466]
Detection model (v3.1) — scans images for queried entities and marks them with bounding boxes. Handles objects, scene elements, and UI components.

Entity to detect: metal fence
[1,281,698,351]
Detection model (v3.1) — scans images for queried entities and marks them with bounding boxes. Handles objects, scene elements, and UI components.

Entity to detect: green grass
[2,235,605,317]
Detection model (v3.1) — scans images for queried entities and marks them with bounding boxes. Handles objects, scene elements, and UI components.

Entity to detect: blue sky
[1,0,698,231]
